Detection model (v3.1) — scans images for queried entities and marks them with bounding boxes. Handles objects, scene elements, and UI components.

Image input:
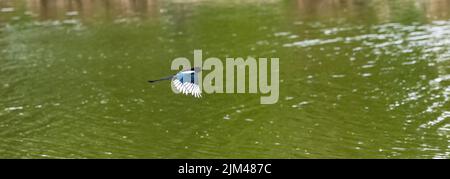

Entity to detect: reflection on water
[294,0,450,22]
[0,0,450,158]
[27,0,158,19]
[1,0,450,22]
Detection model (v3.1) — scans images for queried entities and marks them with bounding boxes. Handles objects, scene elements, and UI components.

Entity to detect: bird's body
[149,67,202,98]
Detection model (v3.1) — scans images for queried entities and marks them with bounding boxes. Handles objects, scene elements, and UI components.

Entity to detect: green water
[0,0,449,158]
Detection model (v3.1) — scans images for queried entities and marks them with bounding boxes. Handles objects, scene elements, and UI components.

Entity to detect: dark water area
[0,0,449,158]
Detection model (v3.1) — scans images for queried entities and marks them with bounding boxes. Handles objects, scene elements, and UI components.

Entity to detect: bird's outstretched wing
[172,79,202,98]
[172,69,202,98]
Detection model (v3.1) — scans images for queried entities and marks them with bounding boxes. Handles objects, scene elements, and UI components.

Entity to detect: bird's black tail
[148,75,174,83]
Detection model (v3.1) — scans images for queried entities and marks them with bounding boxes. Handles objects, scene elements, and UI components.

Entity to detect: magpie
[148,67,202,98]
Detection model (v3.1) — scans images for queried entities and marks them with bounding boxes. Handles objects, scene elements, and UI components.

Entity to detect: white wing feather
[172,79,202,98]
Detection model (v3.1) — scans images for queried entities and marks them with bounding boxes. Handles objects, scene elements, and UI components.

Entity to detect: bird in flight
[148,67,202,98]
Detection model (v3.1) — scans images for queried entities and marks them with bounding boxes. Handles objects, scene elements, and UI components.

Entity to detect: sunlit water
[0,0,449,158]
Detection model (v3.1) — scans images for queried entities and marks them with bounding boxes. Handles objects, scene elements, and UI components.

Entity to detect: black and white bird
[148,67,202,98]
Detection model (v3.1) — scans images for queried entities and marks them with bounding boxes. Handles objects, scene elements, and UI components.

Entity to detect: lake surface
[0,0,449,158]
